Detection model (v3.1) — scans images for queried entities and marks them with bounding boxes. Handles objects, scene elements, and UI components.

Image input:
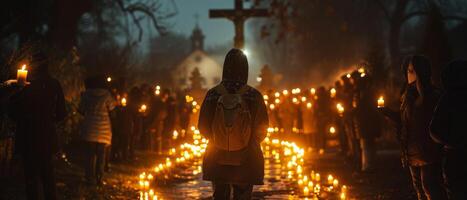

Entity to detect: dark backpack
[210,84,252,165]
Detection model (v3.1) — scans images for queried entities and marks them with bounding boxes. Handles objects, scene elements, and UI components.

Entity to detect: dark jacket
[430,60,467,151]
[9,75,67,157]
[198,49,269,184]
[354,78,382,140]
[400,84,442,166]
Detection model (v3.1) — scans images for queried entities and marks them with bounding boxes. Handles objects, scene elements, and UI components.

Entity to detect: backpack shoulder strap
[236,85,250,95]
[215,84,229,95]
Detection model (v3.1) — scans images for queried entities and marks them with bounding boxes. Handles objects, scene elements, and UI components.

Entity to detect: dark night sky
[145,0,258,48]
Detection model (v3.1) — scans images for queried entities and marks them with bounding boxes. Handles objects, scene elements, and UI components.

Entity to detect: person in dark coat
[314,86,331,150]
[353,75,382,172]
[198,49,269,200]
[9,52,67,200]
[380,55,447,200]
[430,60,467,200]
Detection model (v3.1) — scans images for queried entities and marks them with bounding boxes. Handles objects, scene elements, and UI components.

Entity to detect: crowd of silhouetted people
[1,49,466,200]
[0,51,196,199]
[264,55,467,200]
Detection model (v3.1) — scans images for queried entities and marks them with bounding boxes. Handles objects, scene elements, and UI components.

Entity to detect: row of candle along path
[263,128,348,199]
[137,126,206,200]
[135,126,349,200]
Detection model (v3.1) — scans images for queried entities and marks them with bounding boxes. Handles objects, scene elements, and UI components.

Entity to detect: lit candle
[306,102,312,109]
[327,174,334,185]
[340,192,346,200]
[333,179,339,187]
[329,126,336,135]
[269,104,275,110]
[377,96,385,108]
[17,64,28,85]
[140,104,147,113]
[315,173,321,181]
[337,103,345,116]
[310,88,316,95]
[121,98,127,107]
[107,76,112,82]
[330,88,337,98]
[303,186,310,196]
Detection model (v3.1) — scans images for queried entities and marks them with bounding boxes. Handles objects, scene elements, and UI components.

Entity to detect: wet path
[137,130,350,200]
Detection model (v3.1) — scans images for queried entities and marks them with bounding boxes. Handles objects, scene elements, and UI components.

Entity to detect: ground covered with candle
[1,131,415,200]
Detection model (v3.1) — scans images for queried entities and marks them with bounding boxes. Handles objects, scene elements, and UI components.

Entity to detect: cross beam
[209,0,269,49]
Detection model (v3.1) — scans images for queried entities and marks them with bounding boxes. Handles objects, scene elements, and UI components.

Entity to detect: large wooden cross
[209,0,269,49]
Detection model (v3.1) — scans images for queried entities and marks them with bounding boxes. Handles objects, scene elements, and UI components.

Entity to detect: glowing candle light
[340,192,346,200]
[275,98,280,104]
[327,174,334,185]
[308,181,314,188]
[172,130,179,140]
[269,104,275,110]
[282,89,289,96]
[306,102,312,109]
[329,126,336,135]
[330,88,337,98]
[17,64,28,85]
[336,103,344,116]
[292,97,299,104]
[303,186,310,196]
[107,76,112,82]
[346,73,351,78]
[139,104,147,113]
[121,98,127,107]
[263,95,269,100]
[310,88,316,95]
[298,179,304,186]
[274,92,280,97]
[333,179,339,187]
[377,96,385,108]
[315,173,321,181]
[301,96,307,102]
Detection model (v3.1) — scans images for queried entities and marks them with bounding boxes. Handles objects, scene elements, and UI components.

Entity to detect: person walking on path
[198,49,269,200]
[79,75,116,186]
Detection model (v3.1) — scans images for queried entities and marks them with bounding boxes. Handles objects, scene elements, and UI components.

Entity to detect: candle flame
[21,64,26,70]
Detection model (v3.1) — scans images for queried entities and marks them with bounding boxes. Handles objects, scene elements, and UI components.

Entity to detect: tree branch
[115,0,177,42]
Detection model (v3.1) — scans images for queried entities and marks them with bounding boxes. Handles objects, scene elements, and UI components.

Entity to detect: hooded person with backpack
[198,49,269,200]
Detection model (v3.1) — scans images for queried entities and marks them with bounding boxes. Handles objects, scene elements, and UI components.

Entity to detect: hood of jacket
[222,48,249,84]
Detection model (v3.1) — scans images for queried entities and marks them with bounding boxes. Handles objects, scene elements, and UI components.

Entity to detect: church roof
[172,50,222,89]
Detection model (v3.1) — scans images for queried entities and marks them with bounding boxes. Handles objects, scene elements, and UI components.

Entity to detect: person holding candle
[379,55,447,200]
[430,60,467,200]
[78,75,116,186]
[198,49,269,200]
[8,51,67,200]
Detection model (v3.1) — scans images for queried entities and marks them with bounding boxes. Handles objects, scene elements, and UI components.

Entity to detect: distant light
[107,77,112,82]
[256,76,262,82]
[242,49,249,57]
